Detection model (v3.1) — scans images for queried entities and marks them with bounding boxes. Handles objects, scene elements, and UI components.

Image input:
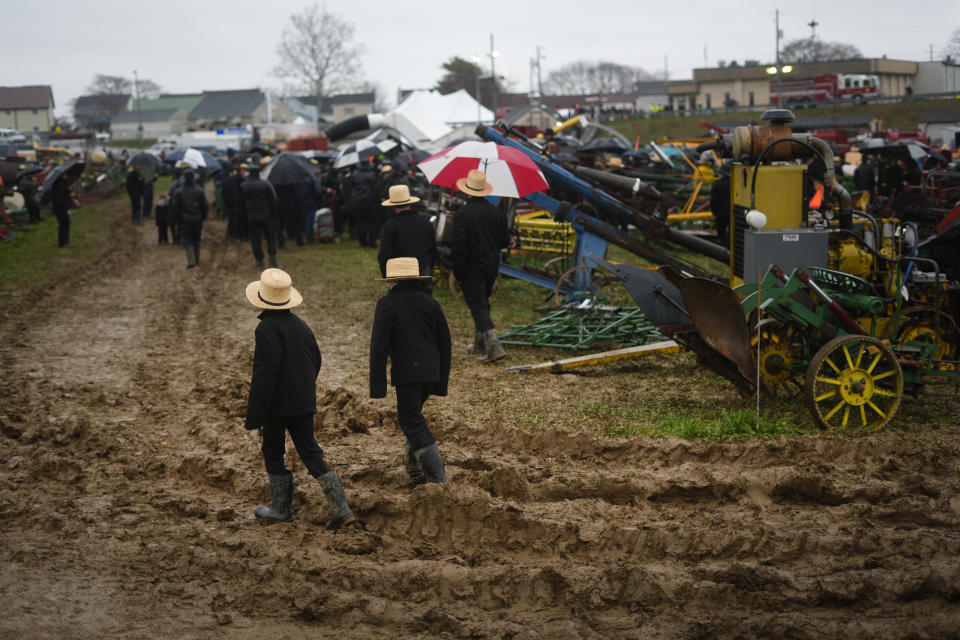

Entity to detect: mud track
[1,204,959,639]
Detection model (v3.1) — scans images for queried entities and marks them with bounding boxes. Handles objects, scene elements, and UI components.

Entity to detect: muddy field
[1,200,959,639]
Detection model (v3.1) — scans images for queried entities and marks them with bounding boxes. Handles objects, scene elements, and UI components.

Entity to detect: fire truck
[769,73,882,107]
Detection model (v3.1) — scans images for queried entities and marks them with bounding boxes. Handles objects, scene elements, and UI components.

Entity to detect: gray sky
[5,0,956,119]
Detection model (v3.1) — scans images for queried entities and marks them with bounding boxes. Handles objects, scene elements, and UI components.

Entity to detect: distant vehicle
[0,128,26,143]
[95,131,111,142]
[769,73,882,107]
[145,141,177,157]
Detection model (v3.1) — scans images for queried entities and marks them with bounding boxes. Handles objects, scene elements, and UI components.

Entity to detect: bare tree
[86,74,131,95]
[273,3,364,125]
[544,60,655,95]
[945,28,960,61]
[780,38,863,63]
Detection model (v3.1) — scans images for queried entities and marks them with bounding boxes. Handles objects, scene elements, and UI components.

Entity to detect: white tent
[381,89,494,152]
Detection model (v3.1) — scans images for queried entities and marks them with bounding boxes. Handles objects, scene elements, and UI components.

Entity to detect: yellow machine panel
[731,164,806,230]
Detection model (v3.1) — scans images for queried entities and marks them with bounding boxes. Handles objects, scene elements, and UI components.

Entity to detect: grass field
[607,97,960,143]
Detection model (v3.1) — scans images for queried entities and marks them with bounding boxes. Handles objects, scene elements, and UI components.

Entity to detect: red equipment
[770,73,881,107]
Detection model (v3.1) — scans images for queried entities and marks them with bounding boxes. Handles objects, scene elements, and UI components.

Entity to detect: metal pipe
[574,166,663,199]
[478,124,730,264]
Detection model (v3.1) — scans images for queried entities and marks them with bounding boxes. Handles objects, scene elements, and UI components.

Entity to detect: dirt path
[1,200,960,639]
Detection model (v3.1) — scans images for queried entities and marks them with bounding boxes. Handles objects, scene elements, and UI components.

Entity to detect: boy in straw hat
[370,257,452,484]
[377,184,437,294]
[452,169,510,363]
[244,268,354,529]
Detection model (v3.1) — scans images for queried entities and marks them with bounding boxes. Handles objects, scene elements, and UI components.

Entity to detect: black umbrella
[127,152,161,169]
[581,137,630,153]
[551,152,581,165]
[15,166,43,181]
[262,153,318,185]
[553,134,583,148]
[40,159,85,196]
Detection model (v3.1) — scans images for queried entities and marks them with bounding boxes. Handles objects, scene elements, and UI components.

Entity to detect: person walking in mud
[370,257,451,484]
[451,169,511,363]
[377,184,437,294]
[171,169,208,269]
[244,269,354,529]
[125,165,144,225]
[241,163,281,269]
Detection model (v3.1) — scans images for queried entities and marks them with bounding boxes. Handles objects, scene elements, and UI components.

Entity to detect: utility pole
[472,55,482,123]
[133,69,143,147]
[775,9,784,107]
[489,34,499,116]
[535,45,545,98]
[807,18,818,38]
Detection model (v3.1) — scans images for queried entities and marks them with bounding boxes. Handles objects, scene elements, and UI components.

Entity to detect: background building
[0,85,55,133]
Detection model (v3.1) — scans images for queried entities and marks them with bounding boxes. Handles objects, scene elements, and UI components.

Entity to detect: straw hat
[380,164,392,175]
[376,257,432,281]
[245,268,303,310]
[381,184,420,207]
[456,169,494,197]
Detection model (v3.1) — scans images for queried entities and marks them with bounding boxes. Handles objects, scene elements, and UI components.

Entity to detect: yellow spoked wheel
[750,320,808,396]
[892,306,960,360]
[804,335,903,430]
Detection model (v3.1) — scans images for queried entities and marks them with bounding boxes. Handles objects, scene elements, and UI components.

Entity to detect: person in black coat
[16,167,42,223]
[125,165,144,224]
[378,185,437,294]
[241,165,280,269]
[172,169,208,269]
[244,268,353,528]
[451,170,510,363]
[854,157,876,195]
[370,257,452,484]
[347,159,380,247]
[51,172,73,248]
[222,167,241,243]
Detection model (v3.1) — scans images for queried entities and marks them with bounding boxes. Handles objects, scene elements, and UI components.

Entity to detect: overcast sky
[5,0,956,119]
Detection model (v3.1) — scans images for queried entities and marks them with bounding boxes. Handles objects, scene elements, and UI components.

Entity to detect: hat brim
[456,176,494,197]
[245,280,303,310]
[375,274,433,282]
[381,195,421,207]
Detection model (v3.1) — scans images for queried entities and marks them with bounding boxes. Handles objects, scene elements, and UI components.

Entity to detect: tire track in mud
[2,200,960,638]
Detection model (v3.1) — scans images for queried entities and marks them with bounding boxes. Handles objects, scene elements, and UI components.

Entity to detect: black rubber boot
[477,329,506,363]
[268,253,279,268]
[254,472,293,522]
[404,440,425,485]
[185,245,197,269]
[317,470,355,530]
[413,443,447,484]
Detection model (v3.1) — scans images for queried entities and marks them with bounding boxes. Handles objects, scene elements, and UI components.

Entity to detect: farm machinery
[594,109,959,429]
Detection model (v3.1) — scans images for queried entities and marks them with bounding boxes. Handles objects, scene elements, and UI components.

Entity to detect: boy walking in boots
[370,258,452,484]
[244,269,354,529]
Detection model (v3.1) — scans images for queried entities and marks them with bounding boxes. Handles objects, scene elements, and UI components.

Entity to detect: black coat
[452,198,509,279]
[51,176,71,210]
[377,209,437,277]
[222,174,241,210]
[245,310,322,429]
[348,165,379,214]
[173,177,208,223]
[241,176,279,223]
[369,282,451,398]
[126,171,143,198]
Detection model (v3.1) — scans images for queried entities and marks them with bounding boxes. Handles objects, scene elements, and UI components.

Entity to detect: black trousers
[226,207,240,240]
[128,193,141,223]
[25,196,41,222]
[261,413,330,477]
[156,219,170,244]
[53,204,70,247]
[395,383,435,451]
[459,271,497,332]
[180,220,202,252]
[249,217,278,263]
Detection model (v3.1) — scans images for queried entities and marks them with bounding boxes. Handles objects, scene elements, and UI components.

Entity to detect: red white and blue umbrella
[417,140,549,198]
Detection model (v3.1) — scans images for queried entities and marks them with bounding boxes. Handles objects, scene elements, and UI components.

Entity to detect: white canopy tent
[380,89,494,152]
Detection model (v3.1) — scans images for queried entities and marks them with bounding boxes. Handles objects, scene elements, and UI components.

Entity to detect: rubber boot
[193,245,200,266]
[254,472,293,522]
[477,329,506,363]
[466,330,485,355]
[185,245,197,269]
[317,470,355,530]
[413,443,447,484]
[404,440,425,485]
[268,253,278,268]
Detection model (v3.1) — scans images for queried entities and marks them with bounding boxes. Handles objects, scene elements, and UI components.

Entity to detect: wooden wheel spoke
[815,390,837,402]
[866,400,887,418]
[824,357,842,374]
[842,344,855,369]
[841,405,851,428]
[815,376,842,386]
[823,399,846,421]
[866,351,883,374]
[854,342,865,368]
[872,388,897,398]
[871,369,897,381]
[859,405,867,427]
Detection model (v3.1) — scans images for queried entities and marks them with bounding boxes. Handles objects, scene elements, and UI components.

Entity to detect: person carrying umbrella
[126,165,144,225]
[346,158,380,248]
[241,163,281,269]
[172,169,208,268]
[51,170,74,248]
[451,170,510,363]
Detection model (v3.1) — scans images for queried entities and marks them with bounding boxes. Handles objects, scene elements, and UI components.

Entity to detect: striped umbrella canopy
[333,138,398,169]
[417,141,549,198]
